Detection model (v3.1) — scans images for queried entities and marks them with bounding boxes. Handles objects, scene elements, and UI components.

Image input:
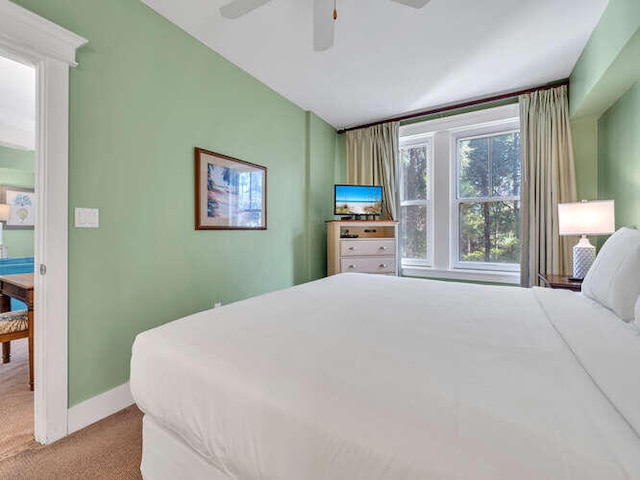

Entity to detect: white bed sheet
[131,273,640,480]
[141,415,229,480]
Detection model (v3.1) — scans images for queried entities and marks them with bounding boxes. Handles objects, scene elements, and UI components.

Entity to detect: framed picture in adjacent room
[1,186,36,229]
[194,147,267,230]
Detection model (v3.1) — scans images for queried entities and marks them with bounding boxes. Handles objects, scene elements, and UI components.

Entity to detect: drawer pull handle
[348,247,355,251]
[348,265,356,269]
[379,263,388,268]
[379,246,387,250]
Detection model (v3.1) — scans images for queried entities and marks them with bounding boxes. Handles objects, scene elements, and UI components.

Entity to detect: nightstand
[538,273,582,292]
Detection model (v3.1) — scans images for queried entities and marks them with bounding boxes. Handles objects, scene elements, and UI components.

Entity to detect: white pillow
[581,227,640,322]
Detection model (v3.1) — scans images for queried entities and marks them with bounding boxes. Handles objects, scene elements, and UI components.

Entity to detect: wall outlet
[214,302,222,308]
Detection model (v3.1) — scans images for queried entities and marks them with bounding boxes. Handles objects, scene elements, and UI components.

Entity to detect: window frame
[398,133,434,267]
[398,104,521,284]
[450,124,521,272]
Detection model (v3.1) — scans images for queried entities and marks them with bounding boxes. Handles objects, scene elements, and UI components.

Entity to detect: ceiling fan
[219,0,432,51]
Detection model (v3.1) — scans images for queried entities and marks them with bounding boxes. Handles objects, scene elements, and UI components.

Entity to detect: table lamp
[0,204,10,259]
[558,199,615,280]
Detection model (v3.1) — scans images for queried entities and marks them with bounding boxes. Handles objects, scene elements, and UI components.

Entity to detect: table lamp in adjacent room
[558,200,615,280]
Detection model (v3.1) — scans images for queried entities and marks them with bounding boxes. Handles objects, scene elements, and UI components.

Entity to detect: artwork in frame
[195,148,267,230]
[1,186,36,229]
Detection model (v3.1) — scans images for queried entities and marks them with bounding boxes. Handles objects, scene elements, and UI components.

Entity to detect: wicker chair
[0,310,29,371]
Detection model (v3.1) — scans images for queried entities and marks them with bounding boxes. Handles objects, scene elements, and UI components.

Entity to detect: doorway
[0,0,86,445]
[0,53,36,457]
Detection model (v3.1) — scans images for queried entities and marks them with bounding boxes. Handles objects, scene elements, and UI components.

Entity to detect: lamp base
[572,235,596,279]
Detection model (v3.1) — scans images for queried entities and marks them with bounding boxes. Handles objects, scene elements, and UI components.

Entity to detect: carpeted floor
[0,339,143,479]
[0,338,35,461]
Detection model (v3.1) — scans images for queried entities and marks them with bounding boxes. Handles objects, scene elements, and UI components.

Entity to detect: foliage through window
[398,105,521,279]
[399,140,432,265]
[456,131,521,266]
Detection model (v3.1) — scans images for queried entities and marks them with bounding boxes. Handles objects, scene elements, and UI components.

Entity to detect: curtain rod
[337,79,570,134]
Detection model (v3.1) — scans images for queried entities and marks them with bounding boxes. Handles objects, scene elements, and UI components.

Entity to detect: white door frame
[0,0,87,444]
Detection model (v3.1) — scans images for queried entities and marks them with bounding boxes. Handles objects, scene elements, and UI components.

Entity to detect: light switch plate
[75,208,99,228]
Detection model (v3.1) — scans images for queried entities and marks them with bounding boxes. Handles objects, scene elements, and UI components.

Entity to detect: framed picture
[195,148,267,230]
[1,186,36,229]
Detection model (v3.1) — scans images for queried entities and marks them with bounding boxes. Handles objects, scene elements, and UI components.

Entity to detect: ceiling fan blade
[313,0,334,52]
[220,0,273,19]
[390,0,432,8]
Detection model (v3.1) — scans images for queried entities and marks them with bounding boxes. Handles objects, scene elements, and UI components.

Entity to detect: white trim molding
[0,0,88,444]
[68,383,134,435]
[402,266,520,285]
[0,1,86,66]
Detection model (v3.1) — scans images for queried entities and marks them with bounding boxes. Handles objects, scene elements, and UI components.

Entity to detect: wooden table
[538,273,582,292]
[0,273,34,390]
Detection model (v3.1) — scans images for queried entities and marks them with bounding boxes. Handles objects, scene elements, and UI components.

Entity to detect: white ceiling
[154,0,606,129]
[0,55,35,150]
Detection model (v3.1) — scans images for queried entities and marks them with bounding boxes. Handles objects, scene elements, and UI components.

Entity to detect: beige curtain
[520,85,577,287]
[345,122,399,220]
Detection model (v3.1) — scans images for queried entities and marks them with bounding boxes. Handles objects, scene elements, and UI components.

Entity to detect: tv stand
[326,220,398,276]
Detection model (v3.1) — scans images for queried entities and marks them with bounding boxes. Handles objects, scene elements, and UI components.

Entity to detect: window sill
[401,266,521,285]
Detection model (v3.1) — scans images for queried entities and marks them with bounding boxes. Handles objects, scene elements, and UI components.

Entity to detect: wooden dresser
[326,220,398,276]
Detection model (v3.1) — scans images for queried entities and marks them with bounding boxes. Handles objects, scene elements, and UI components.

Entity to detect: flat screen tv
[334,184,383,217]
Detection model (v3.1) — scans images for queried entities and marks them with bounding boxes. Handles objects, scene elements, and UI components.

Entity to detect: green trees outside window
[399,128,521,269]
[457,132,521,264]
[399,143,430,263]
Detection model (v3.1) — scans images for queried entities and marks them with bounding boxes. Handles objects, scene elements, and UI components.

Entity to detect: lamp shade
[558,200,615,236]
[0,204,10,222]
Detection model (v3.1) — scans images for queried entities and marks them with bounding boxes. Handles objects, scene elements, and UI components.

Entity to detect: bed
[131,264,640,479]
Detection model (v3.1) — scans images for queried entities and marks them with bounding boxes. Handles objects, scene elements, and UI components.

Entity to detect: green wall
[597,80,640,228]
[305,113,339,284]
[570,0,640,232]
[570,0,640,119]
[0,146,34,258]
[571,116,598,200]
[14,0,338,406]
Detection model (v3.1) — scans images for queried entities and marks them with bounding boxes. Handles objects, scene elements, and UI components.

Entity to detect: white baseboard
[67,382,134,434]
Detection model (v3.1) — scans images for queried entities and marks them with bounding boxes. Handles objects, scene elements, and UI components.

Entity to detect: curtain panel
[345,122,399,220]
[520,85,577,287]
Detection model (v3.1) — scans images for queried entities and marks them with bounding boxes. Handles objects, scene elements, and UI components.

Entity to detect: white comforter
[130,273,640,480]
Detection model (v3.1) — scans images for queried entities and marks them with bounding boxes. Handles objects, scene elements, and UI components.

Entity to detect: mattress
[141,415,230,480]
[130,273,640,480]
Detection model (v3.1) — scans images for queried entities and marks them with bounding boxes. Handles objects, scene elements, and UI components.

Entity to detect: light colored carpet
[0,338,34,460]
[0,405,143,479]
[0,338,143,479]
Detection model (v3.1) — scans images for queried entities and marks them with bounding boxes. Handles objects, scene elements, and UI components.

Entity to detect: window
[454,131,521,271]
[399,138,433,266]
[398,104,521,283]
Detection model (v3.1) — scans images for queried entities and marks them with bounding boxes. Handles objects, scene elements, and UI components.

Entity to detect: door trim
[0,0,87,443]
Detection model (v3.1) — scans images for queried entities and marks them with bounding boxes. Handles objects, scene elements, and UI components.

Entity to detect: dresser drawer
[340,239,395,257]
[340,256,396,274]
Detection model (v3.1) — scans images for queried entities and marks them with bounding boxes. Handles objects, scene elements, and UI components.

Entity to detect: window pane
[400,204,428,262]
[458,137,489,198]
[458,201,521,264]
[400,144,430,201]
[491,132,521,197]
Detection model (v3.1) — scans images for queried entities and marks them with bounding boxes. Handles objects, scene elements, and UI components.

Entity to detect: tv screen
[334,185,383,216]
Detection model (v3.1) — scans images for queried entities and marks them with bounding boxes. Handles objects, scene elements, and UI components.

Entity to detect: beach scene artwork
[195,148,266,230]
[207,162,263,227]
[335,185,382,215]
